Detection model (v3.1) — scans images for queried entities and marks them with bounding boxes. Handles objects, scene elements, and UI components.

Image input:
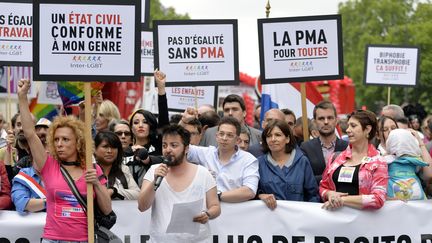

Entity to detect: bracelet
[202,210,211,218]
[43,198,47,209]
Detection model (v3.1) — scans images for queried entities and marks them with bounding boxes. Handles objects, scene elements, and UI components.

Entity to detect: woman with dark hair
[377,116,398,155]
[257,120,319,210]
[94,131,140,200]
[320,110,388,210]
[128,70,169,156]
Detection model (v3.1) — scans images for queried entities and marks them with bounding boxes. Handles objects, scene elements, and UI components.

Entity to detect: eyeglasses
[216,132,236,139]
[115,131,132,137]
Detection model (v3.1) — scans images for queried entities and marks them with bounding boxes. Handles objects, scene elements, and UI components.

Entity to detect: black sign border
[363,44,421,87]
[0,0,33,66]
[153,19,239,87]
[33,0,141,82]
[258,14,344,84]
[141,0,150,28]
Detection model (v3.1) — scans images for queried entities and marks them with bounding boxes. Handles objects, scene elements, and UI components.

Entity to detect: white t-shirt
[144,164,216,243]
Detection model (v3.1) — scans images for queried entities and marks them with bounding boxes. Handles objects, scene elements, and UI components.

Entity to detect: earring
[366,134,369,139]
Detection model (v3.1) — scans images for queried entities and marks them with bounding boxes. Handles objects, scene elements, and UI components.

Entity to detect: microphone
[136,148,149,162]
[154,156,172,191]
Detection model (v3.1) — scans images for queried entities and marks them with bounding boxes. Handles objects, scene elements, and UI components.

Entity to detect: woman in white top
[95,131,140,200]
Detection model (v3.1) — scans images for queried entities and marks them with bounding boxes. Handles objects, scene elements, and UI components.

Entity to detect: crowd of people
[0,71,431,242]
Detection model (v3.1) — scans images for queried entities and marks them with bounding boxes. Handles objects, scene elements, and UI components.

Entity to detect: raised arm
[154,69,169,128]
[17,79,47,171]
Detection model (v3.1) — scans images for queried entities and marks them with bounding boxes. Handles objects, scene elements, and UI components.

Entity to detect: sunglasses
[115,131,132,137]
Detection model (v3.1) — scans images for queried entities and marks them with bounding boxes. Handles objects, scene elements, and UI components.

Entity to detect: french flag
[260,82,323,123]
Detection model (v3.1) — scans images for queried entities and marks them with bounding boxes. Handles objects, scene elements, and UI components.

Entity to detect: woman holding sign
[320,110,388,210]
[17,79,112,242]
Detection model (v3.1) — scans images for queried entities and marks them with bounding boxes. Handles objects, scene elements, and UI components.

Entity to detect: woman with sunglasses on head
[94,131,139,200]
[320,110,388,210]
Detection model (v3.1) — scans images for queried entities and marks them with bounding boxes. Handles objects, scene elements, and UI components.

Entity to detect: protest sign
[166,86,217,112]
[364,44,420,87]
[0,66,36,98]
[141,29,153,75]
[33,0,140,82]
[154,19,239,87]
[258,14,343,84]
[0,0,33,66]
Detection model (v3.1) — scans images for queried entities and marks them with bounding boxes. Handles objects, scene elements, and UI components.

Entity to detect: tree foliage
[148,0,190,28]
[339,0,432,113]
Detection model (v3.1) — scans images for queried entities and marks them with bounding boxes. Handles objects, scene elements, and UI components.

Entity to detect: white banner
[0,0,33,65]
[34,0,140,82]
[166,86,216,112]
[258,15,343,84]
[364,45,420,87]
[154,20,239,87]
[1,200,432,242]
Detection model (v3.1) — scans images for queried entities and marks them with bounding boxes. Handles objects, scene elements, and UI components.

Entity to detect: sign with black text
[33,0,140,82]
[258,15,343,84]
[166,85,217,112]
[154,19,239,87]
[141,29,153,75]
[0,0,33,66]
[364,45,420,87]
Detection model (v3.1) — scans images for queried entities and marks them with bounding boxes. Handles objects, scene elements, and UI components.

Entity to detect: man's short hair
[382,104,405,120]
[218,116,241,136]
[162,124,191,146]
[281,108,296,121]
[222,94,246,111]
[313,101,337,119]
[198,110,220,128]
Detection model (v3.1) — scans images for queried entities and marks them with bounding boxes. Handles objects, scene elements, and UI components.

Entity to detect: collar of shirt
[320,138,336,150]
[215,145,240,165]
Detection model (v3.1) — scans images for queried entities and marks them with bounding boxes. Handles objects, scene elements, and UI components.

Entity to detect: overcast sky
[159,0,346,76]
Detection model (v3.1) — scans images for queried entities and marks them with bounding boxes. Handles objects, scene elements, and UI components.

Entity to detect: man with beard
[300,101,348,186]
[138,124,220,242]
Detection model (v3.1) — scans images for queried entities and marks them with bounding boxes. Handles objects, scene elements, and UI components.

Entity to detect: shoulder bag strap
[59,166,87,212]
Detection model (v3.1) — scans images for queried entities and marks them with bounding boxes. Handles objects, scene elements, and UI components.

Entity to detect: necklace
[61,161,81,167]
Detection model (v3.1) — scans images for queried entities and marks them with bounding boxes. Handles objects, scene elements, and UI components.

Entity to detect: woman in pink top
[18,79,112,242]
[320,110,388,210]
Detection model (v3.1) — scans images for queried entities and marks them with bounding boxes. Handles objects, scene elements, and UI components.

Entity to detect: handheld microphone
[154,156,172,191]
[136,148,149,162]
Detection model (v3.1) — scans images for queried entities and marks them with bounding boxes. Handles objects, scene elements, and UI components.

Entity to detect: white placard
[34,0,140,81]
[141,30,153,75]
[0,0,33,65]
[258,15,343,84]
[166,86,216,111]
[154,20,239,87]
[37,81,62,105]
[364,45,420,86]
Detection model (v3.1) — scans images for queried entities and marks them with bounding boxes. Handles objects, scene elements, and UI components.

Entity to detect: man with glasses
[187,116,259,203]
[300,101,348,186]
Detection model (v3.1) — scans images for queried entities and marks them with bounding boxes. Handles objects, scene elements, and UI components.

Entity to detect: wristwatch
[217,191,222,201]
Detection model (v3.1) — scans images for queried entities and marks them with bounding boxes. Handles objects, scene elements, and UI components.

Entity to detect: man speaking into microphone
[138,124,220,242]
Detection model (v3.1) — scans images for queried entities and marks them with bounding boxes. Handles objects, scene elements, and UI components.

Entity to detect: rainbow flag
[57,82,104,106]
[29,98,58,120]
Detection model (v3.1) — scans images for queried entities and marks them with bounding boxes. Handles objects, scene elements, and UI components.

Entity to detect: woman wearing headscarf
[385,128,432,200]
